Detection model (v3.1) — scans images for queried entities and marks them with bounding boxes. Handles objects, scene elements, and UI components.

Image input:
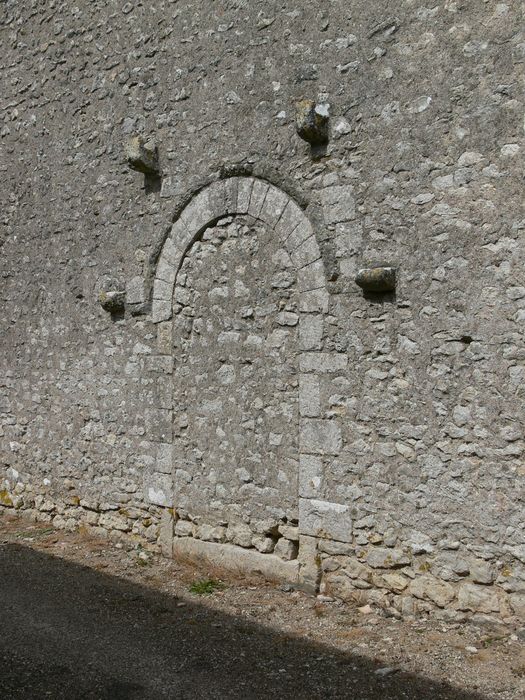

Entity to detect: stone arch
[147,177,348,579]
[151,177,328,323]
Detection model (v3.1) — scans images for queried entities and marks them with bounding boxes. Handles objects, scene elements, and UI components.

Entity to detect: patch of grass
[189,578,225,596]
[481,635,505,648]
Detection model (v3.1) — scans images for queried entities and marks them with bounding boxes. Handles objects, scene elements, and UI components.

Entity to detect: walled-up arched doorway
[149,177,334,554]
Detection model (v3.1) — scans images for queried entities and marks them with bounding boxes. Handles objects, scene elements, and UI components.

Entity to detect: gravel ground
[0,512,523,699]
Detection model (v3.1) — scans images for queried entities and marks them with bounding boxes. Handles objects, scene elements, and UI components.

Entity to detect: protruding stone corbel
[98,289,126,314]
[125,135,159,175]
[295,100,330,146]
[355,267,396,294]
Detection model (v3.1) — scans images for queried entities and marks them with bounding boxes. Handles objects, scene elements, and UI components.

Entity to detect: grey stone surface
[125,135,159,175]
[299,498,352,542]
[172,537,300,584]
[301,420,342,455]
[170,217,299,525]
[295,100,329,146]
[1,0,523,624]
[355,267,396,294]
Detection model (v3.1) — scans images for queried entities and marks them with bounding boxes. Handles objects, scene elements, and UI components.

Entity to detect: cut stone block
[144,472,172,507]
[295,100,329,145]
[299,498,352,542]
[299,454,323,498]
[172,537,300,584]
[125,135,159,175]
[301,419,342,455]
[355,267,396,293]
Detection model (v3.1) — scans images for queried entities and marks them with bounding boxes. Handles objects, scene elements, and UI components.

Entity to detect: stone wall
[1,0,523,624]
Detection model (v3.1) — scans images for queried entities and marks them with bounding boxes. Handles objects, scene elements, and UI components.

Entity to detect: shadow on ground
[0,543,487,700]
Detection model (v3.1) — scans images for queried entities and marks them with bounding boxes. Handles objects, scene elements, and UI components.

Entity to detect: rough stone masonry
[0,1,523,625]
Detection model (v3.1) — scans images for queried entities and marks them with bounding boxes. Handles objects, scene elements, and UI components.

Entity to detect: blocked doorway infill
[172,216,299,526]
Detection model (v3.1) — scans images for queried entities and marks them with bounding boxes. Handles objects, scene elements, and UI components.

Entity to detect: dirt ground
[0,511,523,699]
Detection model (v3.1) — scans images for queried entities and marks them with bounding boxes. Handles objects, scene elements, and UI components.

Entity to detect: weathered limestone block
[366,547,410,569]
[409,574,456,608]
[382,573,409,593]
[509,593,525,621]
[252,535,276,553]
[470,559,496,584]
[299,455,323,498]
[321,557,341,573]
[318,540,354,556]
[297,260,326,293]
[174,519,194,537]
[274,199,306,240]
[431,553,470,582]
[144,409,172,443]
[299,498,352,542]
[299,316,324,351]
[227,522,253,548]
[299,374,321,417]
[158,508,174,557]
[178,191,215,237]
[158,236,178,267]
[355,267,396,293]
[457,583,501,613]
[278,524,299,542]
[291,236,321,269]
[125,135,159,175]
[152,300,172,324]
[99,512,130,532]
[323,573,359,600]
[152,278,172,302]
[155,257,177,286]
[295,100,329,145]
[286,221,314,252]
[126,276,147,305]
[248,179,270,218]
[297,534,321,593]
[172,538,300,584]
[252,519,280,536]
[195,523,226,543]
[155,443,172,475]
[299,288,329,313]
[144,471,172,508]
[320,185,355,225]
[300,352,347,373]
[301,419,342,455]
[236,177,254,214]
[274,537,298,560]
[259,185,289,228]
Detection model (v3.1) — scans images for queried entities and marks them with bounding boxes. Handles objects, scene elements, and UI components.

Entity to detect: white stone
[457,583,500,613]
[299,498,352,542]
[300,352,347,373]
[172,537,299,584]
[274,538,298,560]
[301,419,342,455]
[299,454,323,498]
[299,316,324,350]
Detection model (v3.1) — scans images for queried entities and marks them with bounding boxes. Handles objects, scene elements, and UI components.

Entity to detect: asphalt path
[0,543,487,699]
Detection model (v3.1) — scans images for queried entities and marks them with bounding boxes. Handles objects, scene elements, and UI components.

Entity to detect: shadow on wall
[0,544,488,700]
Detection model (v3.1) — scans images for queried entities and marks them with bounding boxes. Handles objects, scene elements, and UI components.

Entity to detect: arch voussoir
[151,176,328,325]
